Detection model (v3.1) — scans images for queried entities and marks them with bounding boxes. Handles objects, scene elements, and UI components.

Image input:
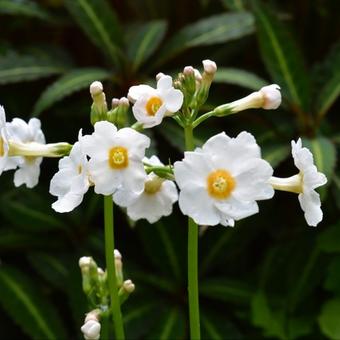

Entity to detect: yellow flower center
[207,169,235,200]
[0,137,4,157]
[108,146,128,169]
[144,177,164,195]
[145,97,163,116]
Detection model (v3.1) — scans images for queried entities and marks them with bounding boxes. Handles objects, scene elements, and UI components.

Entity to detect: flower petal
[298,191,323,227]
[128,84,154,102]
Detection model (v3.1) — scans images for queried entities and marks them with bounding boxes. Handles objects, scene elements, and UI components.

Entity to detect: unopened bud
[114,249,122,260]
[81,319,101,340]
[119,97,129,107]
[90,81,103,96]
[119,279,135,304]
[259,84,281,109]
[193,68,202,82]
[183,66,194,76]
[202,59,217,74]
[114,249,123,286]
[111,98,120,109]
[156,72,165,81]
[79,257,91,270]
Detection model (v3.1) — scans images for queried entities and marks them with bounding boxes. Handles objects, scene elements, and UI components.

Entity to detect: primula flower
[114,156,178,223]
[0,106,19,175]
[7,117,45,188]
[128,75,183,128]
[81,121,150,195]
[50,133,90,213]
[174,132,274,226]
[269,138,327,226]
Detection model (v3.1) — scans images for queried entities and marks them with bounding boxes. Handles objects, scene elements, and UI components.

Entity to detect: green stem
[184,125,201,340]
[104,196,125,340]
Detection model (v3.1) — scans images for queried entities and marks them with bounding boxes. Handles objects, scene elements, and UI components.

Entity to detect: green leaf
[156,11,255,66]
[214,67,268,90]
[262,143,290,168]
[316,71,340,119]
[32,68,111,116]
[317,222,340,253]
[318,298,340,339]
[253,2,310,111]
[127,20,167,71]
[0,53,67,84]
[324,256,340,294]
[302,137,337,197]
[0,266,67,340]
[0,0,52,21]
[64,0,123,64]
[220,0,246,11]
[200,278,253,304]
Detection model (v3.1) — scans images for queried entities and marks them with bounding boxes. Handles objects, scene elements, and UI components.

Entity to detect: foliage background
[0,0,339,338]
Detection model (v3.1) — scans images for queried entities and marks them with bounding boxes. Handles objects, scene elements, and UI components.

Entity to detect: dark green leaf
[64,0,123,64]
[0,0,52,21]
[262,143,290,168]
[318,298,340,339]
[0,53,67,84]
[0,266,67,340]
[32,68,111,116]
[324,256,340,294]
[253,2,310,111]
[156,11,255,66]
[127,20,167,71]
[214,67,268,91]
[317,222,340,253]
[200,278,253,304]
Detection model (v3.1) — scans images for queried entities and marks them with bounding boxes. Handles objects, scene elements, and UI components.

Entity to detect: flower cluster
[0,60,328,228]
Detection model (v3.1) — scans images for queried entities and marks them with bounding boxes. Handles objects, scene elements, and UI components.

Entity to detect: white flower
[50,133,90,213]
[7,117,45,188]
[81,121,150,195]
[174,132,274,226]
[292,139,327,226]
[113,156,178,223]
[269,139,327,226]
[0,106,19,175]
[81,319,101,340]
[202,59,217,74]
[128,75,183,128]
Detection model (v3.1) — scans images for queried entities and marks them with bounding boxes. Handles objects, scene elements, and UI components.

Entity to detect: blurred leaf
[156,11,255,66]
[148,307,186,339]
[220,0,246,11]
[316,70,340,120]
[32,68,111,115]
[200,278,253,304]
[0,0,52,21]
[253,2,310,111]
[0,266,67,340]
[324,256,340,294]
[0,53,67,84]
[127,20,167,71]
[302,137,337,198]
[317,222,340,253]
[262,143,290,168]
[201,312,242,340]
[214,67,268,91]
[27,252,69,290]
[64,0,123,65]
[318,298,340,339]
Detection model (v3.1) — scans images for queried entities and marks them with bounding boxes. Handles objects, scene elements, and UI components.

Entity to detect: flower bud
[90,81,108,125]
[79,257,91,269]
[81,319,101,340]
[114,249,123,286]
[202,59,217,75]
[259,84,281,109]
[89,81,103,96]
[119,279,135,304]
[111,98,120,109]
[114,249,122,260]
[193,68,202,82]
[183,66,194,76]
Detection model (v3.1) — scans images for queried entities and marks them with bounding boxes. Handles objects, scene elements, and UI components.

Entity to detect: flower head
[259,84,281,110]
[174,132,274,226]
[0,106,20,175]
[7,117,45,188]
[81,121,150,195]
[128,75,183,128]
[114,156,178,223]
[50,131,90,213]
[291,138,327,226]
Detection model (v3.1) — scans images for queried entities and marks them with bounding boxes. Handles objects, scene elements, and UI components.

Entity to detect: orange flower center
[145,97,163,116]
[0,137,4,157]
[108,146,128,169]
[207,169,235,200]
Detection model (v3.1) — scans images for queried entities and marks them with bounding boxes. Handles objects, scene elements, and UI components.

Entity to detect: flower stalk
[104,196,125,339]
[184,124,201,340]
